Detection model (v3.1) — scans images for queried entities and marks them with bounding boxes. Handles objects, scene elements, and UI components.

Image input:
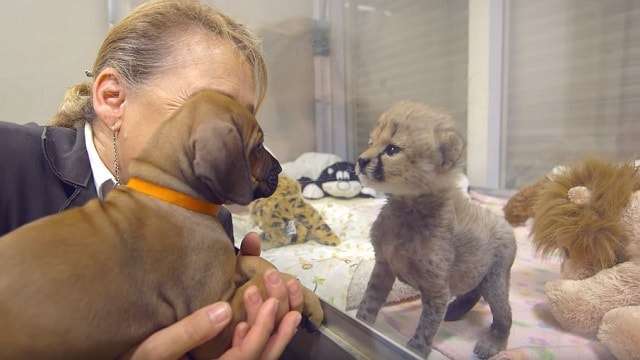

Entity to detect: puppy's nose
[357,157,370,170]
[272,161,282,175]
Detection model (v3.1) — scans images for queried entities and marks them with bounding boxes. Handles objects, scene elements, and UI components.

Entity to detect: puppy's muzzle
[253,147,281,199]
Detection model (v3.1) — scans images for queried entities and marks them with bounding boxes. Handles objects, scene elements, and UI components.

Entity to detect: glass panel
[348,0,468,158]
[214,1,468,358]
[504,0,640,188]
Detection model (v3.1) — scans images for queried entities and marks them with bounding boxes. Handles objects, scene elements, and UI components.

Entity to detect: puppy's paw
[407,336,432,357]
[473,331,507,359]
[300,285,324,328]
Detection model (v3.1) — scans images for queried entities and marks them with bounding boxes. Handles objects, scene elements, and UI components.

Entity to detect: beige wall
[504,0,640,188]
[0,1,108,125]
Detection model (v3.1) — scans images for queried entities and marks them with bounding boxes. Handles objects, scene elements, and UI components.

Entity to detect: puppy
[355,101,516,359]
[0,90,323,359]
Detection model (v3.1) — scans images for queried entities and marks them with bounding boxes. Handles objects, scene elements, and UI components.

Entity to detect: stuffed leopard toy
[249,175,341,249]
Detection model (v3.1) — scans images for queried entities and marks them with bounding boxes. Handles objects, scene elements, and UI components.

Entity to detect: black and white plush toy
[299,161,376,200]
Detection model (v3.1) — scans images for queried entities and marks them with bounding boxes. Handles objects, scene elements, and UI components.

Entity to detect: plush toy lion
[533,159,640,277]
[249,175,341,249]
[510,158,640,360]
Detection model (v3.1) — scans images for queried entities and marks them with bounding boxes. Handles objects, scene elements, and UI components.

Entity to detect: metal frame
[312,0,353,161]
[466,0,506,189]
[283,300,428,360]
[499,0,511,189]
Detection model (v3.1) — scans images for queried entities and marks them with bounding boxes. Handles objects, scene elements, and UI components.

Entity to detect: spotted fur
[249,176,340,249]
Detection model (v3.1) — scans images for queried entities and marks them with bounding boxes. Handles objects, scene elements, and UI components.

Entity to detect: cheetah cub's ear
[435,126,465,171]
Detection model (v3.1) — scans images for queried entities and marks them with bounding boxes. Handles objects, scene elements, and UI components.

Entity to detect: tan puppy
[0,90,323,359]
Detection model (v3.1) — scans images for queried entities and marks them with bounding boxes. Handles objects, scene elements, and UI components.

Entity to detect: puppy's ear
[436,127,465,171]
[192,119,254,205]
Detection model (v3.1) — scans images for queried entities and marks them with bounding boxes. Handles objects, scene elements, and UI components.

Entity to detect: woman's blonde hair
[51,0,267,127]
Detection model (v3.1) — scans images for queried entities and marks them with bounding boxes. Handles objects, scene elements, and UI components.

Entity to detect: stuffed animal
[527,159,640,360]
[249,175,341,249]
[299,161,376,199]
[503,165,570,227]
[503,177,548,227]
[532,159,640,278]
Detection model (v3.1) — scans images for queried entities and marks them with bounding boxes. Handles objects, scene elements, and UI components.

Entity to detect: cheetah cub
[355,102,516,359]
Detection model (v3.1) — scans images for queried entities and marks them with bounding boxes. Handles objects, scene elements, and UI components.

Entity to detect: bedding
[232,190,615,359]
[233,196,388,309]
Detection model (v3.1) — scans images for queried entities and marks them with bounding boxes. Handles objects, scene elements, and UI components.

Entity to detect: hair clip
[84,70,94,78]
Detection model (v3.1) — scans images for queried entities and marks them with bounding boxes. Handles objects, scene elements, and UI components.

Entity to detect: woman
[0,1,303,359]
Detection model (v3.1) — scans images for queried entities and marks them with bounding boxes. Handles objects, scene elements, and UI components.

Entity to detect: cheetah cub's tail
[444,287,482,321]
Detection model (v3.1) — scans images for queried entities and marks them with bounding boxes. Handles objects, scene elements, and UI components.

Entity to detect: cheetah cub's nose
[357,158,370,172]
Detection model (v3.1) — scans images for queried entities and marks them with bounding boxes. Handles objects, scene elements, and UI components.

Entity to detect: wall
[205,1,317,162]
[504,0,640,188]
[0,0,316,164]
[347,0,469,156]
[0,0,108,125]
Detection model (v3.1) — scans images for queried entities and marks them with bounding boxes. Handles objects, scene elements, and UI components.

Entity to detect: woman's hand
[123,232,304,360]
[219,297,301,360]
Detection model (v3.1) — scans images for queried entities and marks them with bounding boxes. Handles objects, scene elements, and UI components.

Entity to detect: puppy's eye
[384,144,401,156]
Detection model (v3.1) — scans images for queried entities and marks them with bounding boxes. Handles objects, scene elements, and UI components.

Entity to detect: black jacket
[0,122,234,240]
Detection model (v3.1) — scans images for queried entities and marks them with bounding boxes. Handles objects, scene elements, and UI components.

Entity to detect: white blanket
[233,197,416,310]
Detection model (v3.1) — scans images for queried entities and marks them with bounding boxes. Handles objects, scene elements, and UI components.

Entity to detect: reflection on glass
[224,0,639,359]
[227,0,468,358]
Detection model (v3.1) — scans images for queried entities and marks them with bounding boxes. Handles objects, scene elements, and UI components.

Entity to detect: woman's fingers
[241,298,279,354]
[260,311,302,360]
[220,298,279,360]
[124,302,231,360]
[232,322,250,348]
[264,269,289,322]
[240,232,261,256]
[286,279,304,313]
[244,285,263,325]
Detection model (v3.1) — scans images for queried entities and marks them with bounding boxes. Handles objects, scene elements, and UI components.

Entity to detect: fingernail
[266,270,281,285]
[208,303,231,324]
[288,280,300,292]
[293,311,302,327]
[248,287,261,304]
[268,298,280,313]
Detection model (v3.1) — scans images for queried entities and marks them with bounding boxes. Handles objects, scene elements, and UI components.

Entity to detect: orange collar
[126,177,220,217]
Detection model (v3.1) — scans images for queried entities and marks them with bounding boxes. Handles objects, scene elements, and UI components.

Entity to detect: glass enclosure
[1,0,638,359]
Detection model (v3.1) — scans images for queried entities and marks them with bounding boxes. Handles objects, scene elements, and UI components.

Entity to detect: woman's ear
[92,68,127,131]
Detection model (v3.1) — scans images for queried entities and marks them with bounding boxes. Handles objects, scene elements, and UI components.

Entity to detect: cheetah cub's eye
[384,144,401,156]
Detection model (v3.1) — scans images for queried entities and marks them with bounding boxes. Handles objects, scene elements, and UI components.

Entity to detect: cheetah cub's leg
[356,260,395,324]
[407,282,450,357]
[473,265,512,359]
